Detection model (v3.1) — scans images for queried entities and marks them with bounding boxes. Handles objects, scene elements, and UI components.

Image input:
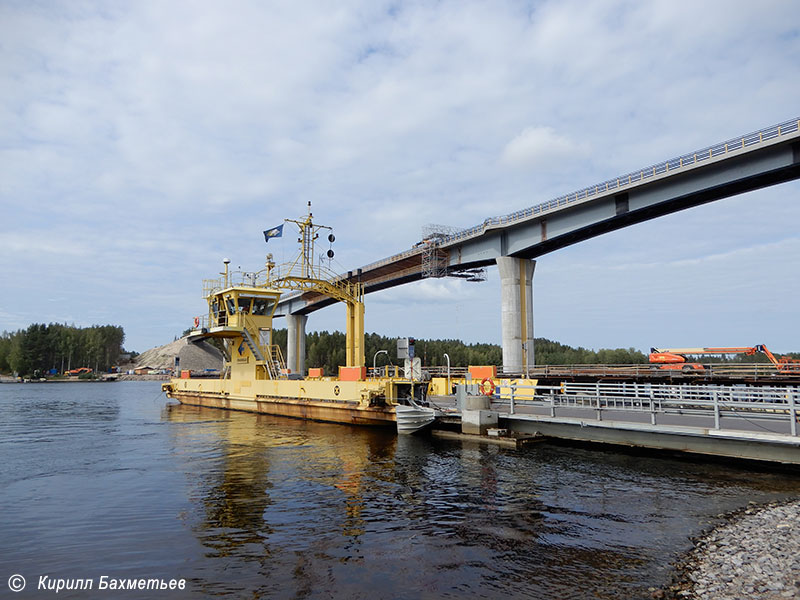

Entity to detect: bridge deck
[277,117,800,316]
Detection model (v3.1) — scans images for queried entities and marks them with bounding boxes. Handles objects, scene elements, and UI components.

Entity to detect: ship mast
[274,203,366,368]
[283,201,331,280]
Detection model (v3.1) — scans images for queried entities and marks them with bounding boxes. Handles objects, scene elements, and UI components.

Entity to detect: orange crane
[649,345,800,373]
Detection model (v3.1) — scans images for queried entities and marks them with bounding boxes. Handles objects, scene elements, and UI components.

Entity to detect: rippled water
[2,381,800,599]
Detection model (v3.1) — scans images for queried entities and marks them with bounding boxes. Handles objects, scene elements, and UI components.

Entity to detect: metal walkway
[450,381,800,464]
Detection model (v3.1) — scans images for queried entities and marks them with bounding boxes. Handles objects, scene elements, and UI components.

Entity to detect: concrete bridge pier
[286,314,307,376]
[497,257,535,374]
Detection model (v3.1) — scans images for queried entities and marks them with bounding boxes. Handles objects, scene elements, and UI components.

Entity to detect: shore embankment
[0,374,169,383]
[116,373,170,381]
[664,498,800,599]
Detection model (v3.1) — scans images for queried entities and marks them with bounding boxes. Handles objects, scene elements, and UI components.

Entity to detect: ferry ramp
[444,381,800,465]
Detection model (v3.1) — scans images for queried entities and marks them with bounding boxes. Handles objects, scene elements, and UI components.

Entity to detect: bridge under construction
[275,117,800,376]
[215,117,800,464]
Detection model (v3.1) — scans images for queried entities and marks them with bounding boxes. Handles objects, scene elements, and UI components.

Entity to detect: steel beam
[275,122,800,317]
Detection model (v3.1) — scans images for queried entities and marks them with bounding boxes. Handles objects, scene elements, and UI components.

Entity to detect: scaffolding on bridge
[421,224,487,281]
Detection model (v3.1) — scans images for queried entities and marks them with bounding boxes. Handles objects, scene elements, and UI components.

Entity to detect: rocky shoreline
[662,498,800,599]
[116,373,170,381]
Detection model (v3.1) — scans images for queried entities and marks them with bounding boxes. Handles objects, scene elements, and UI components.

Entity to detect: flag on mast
[263,224,284,242]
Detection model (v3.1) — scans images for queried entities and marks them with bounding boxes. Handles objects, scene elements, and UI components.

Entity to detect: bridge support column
[286,314,307,376]
[497,257,535,375]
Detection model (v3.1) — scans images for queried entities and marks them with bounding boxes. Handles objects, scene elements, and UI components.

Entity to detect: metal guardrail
[495,381,800,436]
[203,271,274,296]
[377,363,798,381]
[193,315,209,329]
[408,363,798,380]
[273,117,800,308]
[356,117,800,275]
[440,117,800,247]
[496,363,800,379]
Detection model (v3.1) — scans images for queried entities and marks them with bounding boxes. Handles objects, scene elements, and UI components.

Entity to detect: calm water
[3,381,800,599]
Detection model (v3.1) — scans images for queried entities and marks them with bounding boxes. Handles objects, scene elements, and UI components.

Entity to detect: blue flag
[263,224,284,242]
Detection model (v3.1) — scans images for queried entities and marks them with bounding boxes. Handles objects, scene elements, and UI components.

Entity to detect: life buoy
[193,317,200,328]
[480,377,495,396]
[334,385,340,396]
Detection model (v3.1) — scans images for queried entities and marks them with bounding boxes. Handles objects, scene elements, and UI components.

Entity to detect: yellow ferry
[162,204,435,433]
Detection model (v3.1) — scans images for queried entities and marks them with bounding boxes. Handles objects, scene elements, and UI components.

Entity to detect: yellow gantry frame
[272,204,366,368]
[276,276,365,368]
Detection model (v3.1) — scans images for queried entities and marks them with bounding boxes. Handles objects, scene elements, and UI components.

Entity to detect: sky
[2,0,799,355]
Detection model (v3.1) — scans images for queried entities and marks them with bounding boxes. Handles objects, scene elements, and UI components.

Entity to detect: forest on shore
[270,329,649,375]
[271,330,799,375]
[3,322,797,378]
[0,323,125,377]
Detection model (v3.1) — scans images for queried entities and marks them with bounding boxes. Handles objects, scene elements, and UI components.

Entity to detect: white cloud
[501,126,589,169]
[371,278,484,305]
[1,0,799,352]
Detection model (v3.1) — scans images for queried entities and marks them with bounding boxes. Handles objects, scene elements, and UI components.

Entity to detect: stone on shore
[666,499,800,599]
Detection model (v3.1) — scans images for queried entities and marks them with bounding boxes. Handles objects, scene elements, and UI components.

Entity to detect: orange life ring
[193,317,200,328]
[480,377,495,396]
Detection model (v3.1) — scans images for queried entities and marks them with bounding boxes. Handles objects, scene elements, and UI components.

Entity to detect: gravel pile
[134,337,223,372]
[664,499,800,599]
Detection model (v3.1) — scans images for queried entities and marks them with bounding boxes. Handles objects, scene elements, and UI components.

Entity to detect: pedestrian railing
[494,380,800,436]
[354,117,800,277]
[497,363,800,380]
[440,117,800,247]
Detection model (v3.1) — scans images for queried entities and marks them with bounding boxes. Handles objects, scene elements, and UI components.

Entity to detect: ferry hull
[168,388,397,428]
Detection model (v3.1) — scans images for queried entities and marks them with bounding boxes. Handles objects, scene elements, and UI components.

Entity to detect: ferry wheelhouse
[163,204,434,433]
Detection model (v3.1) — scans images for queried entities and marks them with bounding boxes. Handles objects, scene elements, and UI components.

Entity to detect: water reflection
[163,404,404,595]
[165,405,276,558]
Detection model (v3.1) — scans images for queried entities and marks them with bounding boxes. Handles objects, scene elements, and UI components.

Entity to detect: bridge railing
[496,363,800,380]
[440,117,800,247]
[372,362,799,381]
[279,118,800,302]
[492,380,800,436]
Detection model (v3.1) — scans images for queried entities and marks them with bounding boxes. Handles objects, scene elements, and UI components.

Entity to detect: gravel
[134,337,223,371]
[662,499,800,599]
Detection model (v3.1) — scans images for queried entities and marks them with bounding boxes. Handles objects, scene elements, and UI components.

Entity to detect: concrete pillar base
[496,257,535,374]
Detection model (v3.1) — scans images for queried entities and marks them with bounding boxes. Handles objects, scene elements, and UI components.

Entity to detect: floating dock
[431,381,800,465]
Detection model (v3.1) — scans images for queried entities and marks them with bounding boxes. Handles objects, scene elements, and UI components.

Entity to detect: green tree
[0,323,126,376]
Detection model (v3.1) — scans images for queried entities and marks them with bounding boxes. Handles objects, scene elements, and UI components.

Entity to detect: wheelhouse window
[212,297,228,326]
[251,298,275,316]
[238,297,252,314]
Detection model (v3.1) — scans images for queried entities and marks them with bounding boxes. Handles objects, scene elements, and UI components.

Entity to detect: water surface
[2,381,800,599]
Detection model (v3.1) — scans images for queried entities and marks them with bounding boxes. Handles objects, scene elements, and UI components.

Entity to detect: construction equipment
[649,345,800,373]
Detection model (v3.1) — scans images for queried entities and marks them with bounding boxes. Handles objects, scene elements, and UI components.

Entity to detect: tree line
[270,329,648,374]
[0,323,125,377]
[274,332,800,371]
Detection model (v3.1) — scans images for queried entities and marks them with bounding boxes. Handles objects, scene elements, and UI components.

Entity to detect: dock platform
[430,381,800,465]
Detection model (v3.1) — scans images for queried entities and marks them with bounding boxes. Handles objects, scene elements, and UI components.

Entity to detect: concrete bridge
[277,118,800,375]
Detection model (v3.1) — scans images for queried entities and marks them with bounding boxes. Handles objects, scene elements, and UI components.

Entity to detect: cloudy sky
[2,0,799,355]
